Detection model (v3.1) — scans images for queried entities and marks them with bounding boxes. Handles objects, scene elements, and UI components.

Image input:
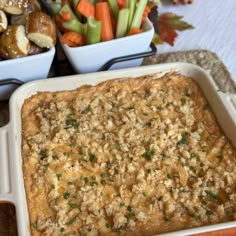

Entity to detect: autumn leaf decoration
[148,5,194,46]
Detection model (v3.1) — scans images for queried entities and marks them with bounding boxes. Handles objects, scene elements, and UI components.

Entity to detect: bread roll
[0,0,26,15]
[0,25,30,59]
[0,10,8,32]
[10,0,42,26]
[26,11,57,48]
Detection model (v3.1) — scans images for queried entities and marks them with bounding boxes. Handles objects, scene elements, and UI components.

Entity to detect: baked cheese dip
[21,73,236,236]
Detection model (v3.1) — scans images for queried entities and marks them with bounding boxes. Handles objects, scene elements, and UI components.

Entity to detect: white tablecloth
[158,0,236,81]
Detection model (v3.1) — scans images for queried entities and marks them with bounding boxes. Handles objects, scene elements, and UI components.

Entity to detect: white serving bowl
[59,19,154,74]
[0,47,55,101]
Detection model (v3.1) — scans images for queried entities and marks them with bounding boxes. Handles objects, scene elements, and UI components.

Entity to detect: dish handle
[0,124,14,203]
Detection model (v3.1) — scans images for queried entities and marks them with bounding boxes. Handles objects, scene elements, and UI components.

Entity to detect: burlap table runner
[0,50,235,235]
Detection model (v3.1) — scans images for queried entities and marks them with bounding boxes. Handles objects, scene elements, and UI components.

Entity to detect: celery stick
[62,19,86,35]
[130,0,147,29]
[108,0,119,20]
[48,2,62,15]
[87,16,101,44]
[127,0,136,30]
[59,4,77,20]
[116,8,129,38]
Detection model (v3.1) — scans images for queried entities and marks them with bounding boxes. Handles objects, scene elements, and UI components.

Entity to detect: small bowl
[59,19,154,74]
[0,47,55,101]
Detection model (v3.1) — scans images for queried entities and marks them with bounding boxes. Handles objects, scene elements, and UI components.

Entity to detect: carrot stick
[55,14,68,33]
[95,2,114,41]
[76,0,95,18]
[141,5,150,23]
[127,27,143,36]
[117,0,127,9]
[60,10,72,21]
[60,31,86,47]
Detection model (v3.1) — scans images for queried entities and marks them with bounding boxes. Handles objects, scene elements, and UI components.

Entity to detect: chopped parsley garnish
[190,166,196,173]
[56,173,62,180]
[180,97,186,104]
[201,200,207,205]
[216,154,223,160]
[120,202,125,207]
[143,192,148,197]
[127,205,132,212]
[80,157,87,162]
[69,203,78,208]
[206,210,213,216]
[101,173,107,178]
[91,181,98,186]
[146,169,152,174]
[39,149,46,160]
[78,149,83,155]
[203,103,210,110]
[167,173,172,179]
[66,219,76,225]
[108,178,114,182]
[106,223,110,228]
[190,153,196,158]
[68,181,74,185]
[156,106,163,110]
[205,190,219,200]
[163,215,169,222]
[51,184,55,189]
[177,132,189,145]
[143,112,149,116]
[89,153,96,162]
[64,192,70,199]
[65,119,79,128]
[157,196,163,201]
[143,149,154,160]
[32,223,38,229]
[100,180,106,185]
[82,105,91,114]
[60,227,65,232]
[84,177,89,183]
[160,152,166,157]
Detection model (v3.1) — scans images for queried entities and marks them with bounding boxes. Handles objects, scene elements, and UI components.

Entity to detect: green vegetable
[69,202,78,208]
[128,0,136,30]
[89,153,96,162]
[143,149,154,160]
[87,16,101,44]
[108,0,119,19]
[130,0,147,29]
[116,8,130,38]
[62,19,86,35]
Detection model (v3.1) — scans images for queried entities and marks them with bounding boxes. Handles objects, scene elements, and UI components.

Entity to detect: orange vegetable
[142,5,150,23]
[55,14,68,33]
[76,0,95,18]
[95,2,114,41]
[117,0,126,9]
[60,10,72,21]
[60,31,86,47]
[127,27,143,36]
[62,0,70,5]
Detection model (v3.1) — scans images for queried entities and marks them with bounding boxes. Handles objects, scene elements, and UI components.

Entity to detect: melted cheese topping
[21,73,236,236]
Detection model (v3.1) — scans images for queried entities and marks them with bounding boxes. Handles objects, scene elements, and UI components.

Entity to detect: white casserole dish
[0,62,236,236]
[0,46,55,101]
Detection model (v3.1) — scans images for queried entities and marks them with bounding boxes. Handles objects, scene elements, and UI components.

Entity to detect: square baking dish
[0,63,235,236]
